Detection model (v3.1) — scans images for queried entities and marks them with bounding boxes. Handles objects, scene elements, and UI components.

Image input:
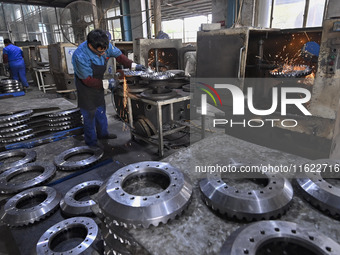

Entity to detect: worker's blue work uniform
[72,41,122,146]
[3,44,29,88]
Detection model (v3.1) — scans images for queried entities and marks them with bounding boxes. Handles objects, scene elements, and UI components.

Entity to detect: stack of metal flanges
[0,108,82,145]
[92,161,193,254]
[0,79,23,93]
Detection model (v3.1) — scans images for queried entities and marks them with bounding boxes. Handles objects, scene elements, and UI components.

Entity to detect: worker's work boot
[99,134,117,140]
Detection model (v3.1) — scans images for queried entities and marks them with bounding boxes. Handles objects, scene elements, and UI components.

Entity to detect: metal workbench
[127,89,190,157]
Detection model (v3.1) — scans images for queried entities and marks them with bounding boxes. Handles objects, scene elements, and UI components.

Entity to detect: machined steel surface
[0,149,37,173]
[0,110,33,123]
[270,64,312,78]
[60,180,103,216]
[0,128,33,138]
[0,162,56,194]
[54,146,104,171]
[0,133,35,144]
[94,161,193,228]
[296,159,340,217]
[36,217,100,255]
[200,173,293,220]
[0,124,29,134]
[0,186,61,227]
[219,220,340,255]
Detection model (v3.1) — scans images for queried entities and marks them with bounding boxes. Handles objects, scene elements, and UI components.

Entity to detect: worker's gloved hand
[103,79,109,90]
[135,64,146,71]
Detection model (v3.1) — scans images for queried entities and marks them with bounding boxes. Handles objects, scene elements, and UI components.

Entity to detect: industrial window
[257,0,327,29]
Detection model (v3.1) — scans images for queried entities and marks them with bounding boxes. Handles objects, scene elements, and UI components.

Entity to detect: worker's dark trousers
[9,59,29,88]
[80,105,109,146]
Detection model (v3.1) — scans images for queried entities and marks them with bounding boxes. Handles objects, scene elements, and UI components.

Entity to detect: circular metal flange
[0,110,33,123]
[54,146,104,171]
[296,159,340,217]
[60,180,103,216]
[140,90,178,101]
[220,220,340,255]
[0,79,20,85]
[199,173,293,221]
[0,186,61,227]
[0,162,56,194]
[94,161,193,228]
[46,108,80,118]
[0,149,37,174]
[36,217,100,255]
[48,120,82,127]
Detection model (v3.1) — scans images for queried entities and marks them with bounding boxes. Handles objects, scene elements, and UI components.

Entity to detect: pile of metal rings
[0,79,23,93]
[0,108,83,144]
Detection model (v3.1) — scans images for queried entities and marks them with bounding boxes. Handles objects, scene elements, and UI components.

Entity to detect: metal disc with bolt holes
[54,146,104,171]
[60,180,103,216]
[199,172,293,221]
[93,161,193,228]
[0,149,37,174]
[219,220,340,255]
[46,108,80,118]
[0,162,56,194]
[0,110,33,123]
[0,186,61,227]
[296,159,340,217]
[36,217,100,255]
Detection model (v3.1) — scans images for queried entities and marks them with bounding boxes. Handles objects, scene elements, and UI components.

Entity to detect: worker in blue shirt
[72,29,145,147]
[2,39,29,88]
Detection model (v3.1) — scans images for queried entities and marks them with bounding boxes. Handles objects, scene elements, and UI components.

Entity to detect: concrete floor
[1,85,340,254]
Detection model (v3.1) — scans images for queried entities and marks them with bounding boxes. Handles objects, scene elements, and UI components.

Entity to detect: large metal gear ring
[0,186,61,227]
[0,110,33,123]
[94,161,193,228]
[36,217,100,255]
[220,220,340,255]
[200,173,293,221]
[54,146,104,171]
[0,162,56,194]
[0,149,37,174]
[296,159,340,217]
[60,180,103,216]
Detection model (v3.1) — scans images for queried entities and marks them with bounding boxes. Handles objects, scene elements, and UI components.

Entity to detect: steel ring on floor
[0,186,61,227]
[60,180,103,216]
[296,159,340,217]
[0,162,56,194]
[94,161,193,228]
[36,217,100,255]
[46,108,80,118]
[220,220,340,255]
[0,149,37,174]
[54,146,104,171]
[0,110,33,123]
[200,172,293,221]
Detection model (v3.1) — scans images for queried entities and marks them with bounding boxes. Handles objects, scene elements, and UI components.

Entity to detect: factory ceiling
[0,0,212,20]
